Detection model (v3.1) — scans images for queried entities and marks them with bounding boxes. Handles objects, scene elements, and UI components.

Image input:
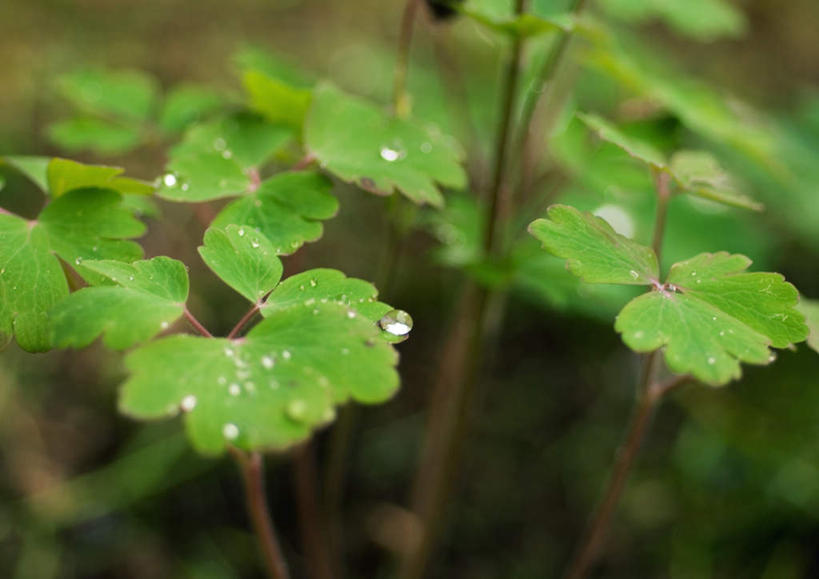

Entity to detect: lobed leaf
[798,298,819,354]
[46,158,154,198]
[198,225,283,303]
[51,257,189,350]
[120,302,400,454]
[670,150,762,211]
[305,84,466,207]
[212,171,338,255]
[577,112,667,169]
[528,204,659,285]
[57,69,158,123]
[47,118,143,155]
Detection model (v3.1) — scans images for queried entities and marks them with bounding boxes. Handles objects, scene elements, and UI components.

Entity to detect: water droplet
[229,383,241,396]
[251,240,260,248]
[163,173,177,187]
[305,298,316,306]
[629,270,639,280]
[238,228,245,237]
[768,353,777,362]
[218,376,227,385]
[310,279,317,287]
[347,311,357,319]
[420,142,433,154]
[691,271,697,276]
[92,246,98,252]
[223,423,240,440]
[696,280,702,284]
[380,146,404,162]
[180,395,197,412]
[74,257,83,265]
[707,357,716,365]
[282,350,291,360]
[181,183,190,191]
[262,356,274,369]
[213,137,227,151]
[161,321,169,330]
[287,399,308,421]
[224,347,235,357]
[322,407,336,421]
[128,276,134,281]
[244,381,256,393]
[222,150,233,159]
[719,331,725,336]
[634,331,644,339]
[269,380,280,390]
[378,309,413,337]
[711,316,717,321]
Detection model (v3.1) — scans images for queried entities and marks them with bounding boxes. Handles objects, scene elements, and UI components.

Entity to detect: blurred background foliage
[1,0,818,577]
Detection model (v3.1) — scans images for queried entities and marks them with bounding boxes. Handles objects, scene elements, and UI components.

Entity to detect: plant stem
[563,352,661,579]
[183,307,213,338]
[484,0,528,256]
[651,169,672,263]
[292,445,335,579]
[228,304,261,340]
[231,449,291,579]
[393,0,422,118]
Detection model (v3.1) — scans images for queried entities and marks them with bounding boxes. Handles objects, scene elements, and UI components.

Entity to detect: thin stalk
[293,445,335,579]
[563,353,661,579]
[400,5,528,576]
[183,307,213,338]
[228,300,264,340]
[393,0,422,118]
[651,170,672,262]
[231,449,291,579]
[484,0,528,256]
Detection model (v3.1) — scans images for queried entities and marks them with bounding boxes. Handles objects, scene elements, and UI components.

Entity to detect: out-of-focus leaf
[46,158,154,198]
[598,0,747,41]
[158,85,224,133]
[57,69,158,122]
[305,84,466,207]
[798,298,819,354]
[47,118,142,155]
[243,71,312,131]
[1,156,51,192]
[670,150,762,211]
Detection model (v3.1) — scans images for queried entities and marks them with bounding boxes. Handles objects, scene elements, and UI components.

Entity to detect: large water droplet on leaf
[380,145,405,162]
[378,309,413,339]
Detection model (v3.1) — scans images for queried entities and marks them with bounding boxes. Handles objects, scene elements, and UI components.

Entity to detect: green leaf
[57,69,158,122]
[198,225,283,303]
[528,204,659,285]
[212,171,338,255]
[615,252,807,385]
[48,117,143,155]
[120,302,400,454]
[0,215,68,351]
[0,187,145,351]
[798,298,819,354]
[159,113,291,202]
[463,8,572,38]
[51,257,188,350]
[305,84,466,207]
[1,156,51,192]
[577,112,668,169]
[261,269,392,323]
[158,85,224,133]
[243,71,312,131]
[670,150,762,211]
[598,0,746,41]
[46,158,154,198]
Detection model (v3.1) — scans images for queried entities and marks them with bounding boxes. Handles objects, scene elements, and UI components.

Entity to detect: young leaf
[212,171,338,255]
[158,85,224,133]
[528,205,658,285]
[305,84,466,207]
[159,113,291,202]
[51,257,189,350]
[1,156,51,192]
[798,298,819,354]
[198,225,283,303]
[120,302,400,454]
[243,71,312,130]
[670,150,763,211]
[0,187,145,351]
[615,253,806,385]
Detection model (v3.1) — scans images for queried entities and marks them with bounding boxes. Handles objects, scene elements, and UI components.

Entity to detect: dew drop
[380,146,404,162]
[244,381,256,393]
[691,271,697,276]
[707,357,716,365]
[251,240,260,248]
[237,228,245,237]
[229,383,241,396]
[711,316,717,321]
[128,276,134,281]
[180,395,197,412]
[223,423,240,440]
[378,309,413,337]
[163,173,178,187]
[341,348,349,355]
[160,321,169,330]
[287,399,308,421]
[213,137,227,151]
[262,356,274,369]
[181,183,190,191]
[768,353,777,362]
[217,376,227,385]
[322,407,336,422]
[420,142,433,154]
[629,270,639,280]
[719,331,725,336]
[224,347,235,357]
[282,350,291,360]
[74,257,83,265]
[310,279,317,287]
[222,150,233,159]
[347,311,357,319]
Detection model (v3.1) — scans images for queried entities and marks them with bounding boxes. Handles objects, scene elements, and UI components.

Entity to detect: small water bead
[180,395,197,412]
[238,228,246,237]
[347,311,357,319]
[378,309,413,337]
[160,321,169,330]
[262,356,274,369]
[768,353,777,362]
[213,137,227,151]
[218,376,227,385]
[305,298,316,306]
[379,146,404,162]
[287,399,308,421]
[341,348,349,355]
[707,357,716,365]
[244,381,256,393]
[322,407,336,422]
[251,240,260,249]
[224,347,235,357]
[269,380,280,390]
[282,350,292,360]
[75,257,83,265]
[229,383,241,396]
[163,173,178,187]
[310,279,317,288]
[420,142,433,154]
[222,150,233,159]
[629,270,639,280]
[223,423,240,440]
